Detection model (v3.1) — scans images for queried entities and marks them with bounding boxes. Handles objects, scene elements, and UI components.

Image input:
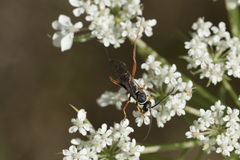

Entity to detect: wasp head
[143,101,152,112]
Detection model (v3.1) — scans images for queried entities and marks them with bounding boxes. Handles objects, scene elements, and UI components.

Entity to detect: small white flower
[63,146,88,160]
[116,139,144,160]
[52,15,83,51]
[112,119,134,141]
[95,123,113,147]
[198,109,214,128]
[141,55,161,75]
[163,64,181,85]
[132,110,151,127]
[68,109,91,136]
[192,17,212,37]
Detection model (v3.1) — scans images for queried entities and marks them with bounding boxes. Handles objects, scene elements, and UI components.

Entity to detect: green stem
[134,39,217,104]
[185,106,200,117]
[142,140,199,154]
[141,155,174,160]
[176,149,190,160]
[134,39,168,64]
[219,85,227,104]
[74,33,95,43]
[222,80,240,108]
[225,0,240,37]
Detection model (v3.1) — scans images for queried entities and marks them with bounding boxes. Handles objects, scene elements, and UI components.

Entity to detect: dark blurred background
[0,0,229,160]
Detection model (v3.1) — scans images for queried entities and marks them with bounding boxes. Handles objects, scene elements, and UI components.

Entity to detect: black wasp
[109,45,174,118]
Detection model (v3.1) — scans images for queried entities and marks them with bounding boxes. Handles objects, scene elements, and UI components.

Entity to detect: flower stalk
[225,0,240,37]
[222,80,240,107]
[142,140,199,154]
[185,106,201,117]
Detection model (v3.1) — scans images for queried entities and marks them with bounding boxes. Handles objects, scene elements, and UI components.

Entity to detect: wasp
[109,44,174,118]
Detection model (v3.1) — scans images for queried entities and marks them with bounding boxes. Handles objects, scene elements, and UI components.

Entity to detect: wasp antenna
[151,87,175,108]
[142,109,153,142]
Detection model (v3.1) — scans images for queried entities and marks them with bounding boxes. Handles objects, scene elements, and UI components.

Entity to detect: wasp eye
[143,101,151,112]
[136,91,147,103]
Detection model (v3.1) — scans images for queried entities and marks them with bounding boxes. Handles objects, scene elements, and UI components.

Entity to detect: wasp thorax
[136,91,147,103]
[143,101,152,112]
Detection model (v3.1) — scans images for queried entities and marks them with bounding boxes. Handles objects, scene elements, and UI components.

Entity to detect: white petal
[52,32,63,47]
[101,124,107,132]
[69,0,81,7]
[71,138,81,145]
[62,149,71,156]
[74,22,83,29]
[147,19,157,26]
[73,8,84,17]
[83,123,90,131]
[69,145,77,152]
[59,15,72,26]
[77,109,86,120]
[69,126,78,133]
[52,21,61,30]
[61,33,74,51]
[144,117,150,125]
[79,128,87,136]
[121,119,129,127]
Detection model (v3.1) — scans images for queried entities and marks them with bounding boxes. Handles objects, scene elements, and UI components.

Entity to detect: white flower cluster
[63,108,145,160]
[52,0,156,51]
[186,101,240,156]
[97,55,193,128]
[185,17,240,85]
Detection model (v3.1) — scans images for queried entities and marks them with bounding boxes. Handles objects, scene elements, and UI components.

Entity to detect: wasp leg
[136,105,145,116]
[136,105,143,113]
[139,84,146,91]
[123,99,131,119]
[131,19,143,77]
[131,42,137,77]
[109,76,121,87]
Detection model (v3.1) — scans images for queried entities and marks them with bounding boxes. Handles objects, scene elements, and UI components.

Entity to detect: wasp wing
[110,59,130,82]
[110,59,137,99]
